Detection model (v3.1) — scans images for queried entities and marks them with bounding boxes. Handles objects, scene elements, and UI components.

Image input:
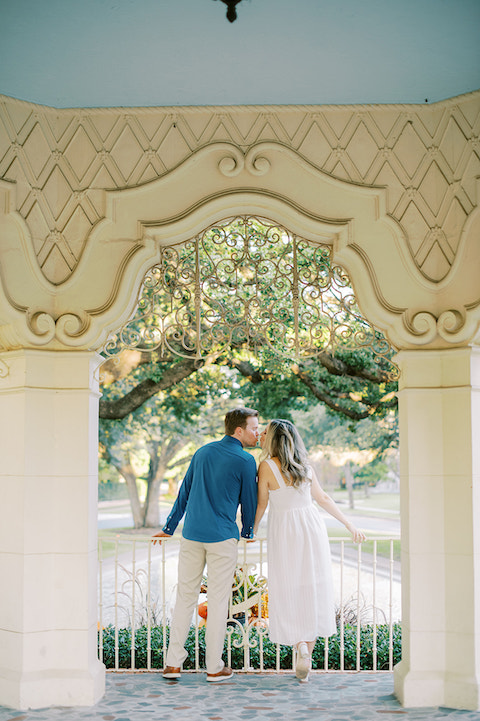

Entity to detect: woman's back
[263,458,336,645]
[265,457,312,511]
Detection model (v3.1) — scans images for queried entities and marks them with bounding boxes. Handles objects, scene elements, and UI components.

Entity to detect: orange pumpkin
[251,593,269,619]
[198,602,208,619]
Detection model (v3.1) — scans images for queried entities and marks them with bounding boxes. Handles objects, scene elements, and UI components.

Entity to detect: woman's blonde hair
[263,419,309,488]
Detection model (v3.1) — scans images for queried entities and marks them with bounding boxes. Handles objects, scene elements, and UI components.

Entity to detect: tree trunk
[344,462,355,510]
[111,437,189,528]
[143,436,188,526]
[143,478,162,527]
[143,444,163,527]
[115,461,143,528]
[168,476,179,497]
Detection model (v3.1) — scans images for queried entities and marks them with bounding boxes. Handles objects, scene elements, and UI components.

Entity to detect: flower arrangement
[197,567,268,623]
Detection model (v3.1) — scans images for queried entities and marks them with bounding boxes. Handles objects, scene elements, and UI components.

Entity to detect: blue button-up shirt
[162,435,257,542]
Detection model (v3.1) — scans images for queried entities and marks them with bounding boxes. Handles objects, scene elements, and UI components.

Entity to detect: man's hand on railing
[151,530,172,545]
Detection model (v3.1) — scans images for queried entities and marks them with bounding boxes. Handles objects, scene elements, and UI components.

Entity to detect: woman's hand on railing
[151,530,172,545]
[346,523,366,543]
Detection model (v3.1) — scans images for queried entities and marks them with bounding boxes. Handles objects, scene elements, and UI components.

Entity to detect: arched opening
[102,215,397,370]
[2,124,479,710]
[97,214,400,674]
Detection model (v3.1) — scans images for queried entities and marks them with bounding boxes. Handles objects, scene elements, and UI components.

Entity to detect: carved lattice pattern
[0,93,479,285]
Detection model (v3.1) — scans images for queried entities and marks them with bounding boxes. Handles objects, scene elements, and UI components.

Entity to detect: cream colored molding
[0,92,479,285]
[0,179,158,351]
[1,140,479,352]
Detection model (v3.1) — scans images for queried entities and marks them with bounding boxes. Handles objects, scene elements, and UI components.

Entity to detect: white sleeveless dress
[265,458,337,645]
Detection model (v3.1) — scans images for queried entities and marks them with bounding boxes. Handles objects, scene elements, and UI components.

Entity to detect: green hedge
[99,623,401,671]
[98,480,129,501]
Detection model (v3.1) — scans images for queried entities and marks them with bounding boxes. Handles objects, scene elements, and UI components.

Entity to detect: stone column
[0,349,105,710]
[394,347,480,710]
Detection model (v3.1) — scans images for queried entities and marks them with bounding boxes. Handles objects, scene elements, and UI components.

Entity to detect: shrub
[98,479,129,501]
[99,623,401,671]
[100,625,167,669]
[312,623,402,670]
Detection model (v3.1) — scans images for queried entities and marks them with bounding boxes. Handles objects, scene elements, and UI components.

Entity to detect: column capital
[395,345,480,389]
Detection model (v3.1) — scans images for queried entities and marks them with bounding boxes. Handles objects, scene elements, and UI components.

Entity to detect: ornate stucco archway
[1,92,480,711]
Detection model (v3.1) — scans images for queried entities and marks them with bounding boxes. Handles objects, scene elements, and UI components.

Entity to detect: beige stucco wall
[0,92,478,285]
[0,91,479,710]
[0,91,479,355]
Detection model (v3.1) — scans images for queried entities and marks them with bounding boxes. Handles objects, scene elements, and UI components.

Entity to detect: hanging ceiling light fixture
[213,0,243,23]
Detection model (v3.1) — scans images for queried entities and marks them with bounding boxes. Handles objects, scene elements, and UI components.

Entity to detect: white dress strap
[266,458,288,489]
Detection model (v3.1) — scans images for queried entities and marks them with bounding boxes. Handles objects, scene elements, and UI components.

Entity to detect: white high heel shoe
[295,642,311,682]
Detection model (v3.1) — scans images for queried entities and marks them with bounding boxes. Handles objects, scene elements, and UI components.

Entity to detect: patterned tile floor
[1,672,479,721]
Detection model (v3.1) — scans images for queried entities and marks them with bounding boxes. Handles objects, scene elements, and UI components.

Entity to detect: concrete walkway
[0,672,478,721]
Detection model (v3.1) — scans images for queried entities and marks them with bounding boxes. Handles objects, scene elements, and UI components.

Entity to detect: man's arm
[239,456,258,539]
[155,458,195,537]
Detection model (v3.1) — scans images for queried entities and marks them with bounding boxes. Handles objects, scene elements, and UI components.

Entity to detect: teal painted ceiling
[0,0,479,109]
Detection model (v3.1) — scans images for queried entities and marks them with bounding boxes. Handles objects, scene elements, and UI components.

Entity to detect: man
[152,407,259,681]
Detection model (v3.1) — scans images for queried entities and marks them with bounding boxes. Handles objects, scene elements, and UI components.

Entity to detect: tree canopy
[98,216,399,526]
[100,216,398,421]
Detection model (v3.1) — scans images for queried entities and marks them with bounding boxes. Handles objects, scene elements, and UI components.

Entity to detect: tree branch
[99,357,205,419]
[293,366,371,420]
[306,351,394,384]
[227,358,265,383]
[293,364,397,420]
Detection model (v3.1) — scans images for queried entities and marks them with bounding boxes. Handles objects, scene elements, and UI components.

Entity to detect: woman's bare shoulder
[258,458,273,474]
[259,457,282,490]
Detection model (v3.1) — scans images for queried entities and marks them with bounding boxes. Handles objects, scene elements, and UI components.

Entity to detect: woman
[252,419,365,682]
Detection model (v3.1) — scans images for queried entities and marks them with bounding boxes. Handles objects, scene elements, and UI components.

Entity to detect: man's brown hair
[224,407,258,436]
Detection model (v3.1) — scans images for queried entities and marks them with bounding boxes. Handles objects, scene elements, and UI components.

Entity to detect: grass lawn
[361,537,401,563]
[98,492,401,562]
[97,527,163,559]
[331,490,400,514]
[99,527,400,563]
[326,526,401,562]
[98,529,125,559]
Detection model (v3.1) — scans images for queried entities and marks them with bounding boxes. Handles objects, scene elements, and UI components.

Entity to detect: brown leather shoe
[163,665,181,679]
[206,666,234,682]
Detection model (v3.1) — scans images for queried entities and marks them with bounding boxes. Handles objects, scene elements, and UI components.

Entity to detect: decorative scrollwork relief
[26,310,56,344]
[55,312,91,344]
[218,147,245,177]
[25,309,91,346]
[0,358,9,378]
[1,92,479,285]
[245,147,271,176]
[437,309,465,338]
[218,147,271,177]
[407,308,471,345]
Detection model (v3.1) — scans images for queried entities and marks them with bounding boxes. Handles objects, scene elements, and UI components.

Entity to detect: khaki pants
[166,537,238,674]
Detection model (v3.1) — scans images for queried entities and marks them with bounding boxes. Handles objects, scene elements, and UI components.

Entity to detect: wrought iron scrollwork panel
[103,216,397,375]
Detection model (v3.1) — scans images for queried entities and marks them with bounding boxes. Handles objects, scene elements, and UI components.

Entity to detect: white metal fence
[98,534,401,673]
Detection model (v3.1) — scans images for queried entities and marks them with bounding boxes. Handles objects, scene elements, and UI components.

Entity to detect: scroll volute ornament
[0,144,479,353]
[0,180,158,351]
